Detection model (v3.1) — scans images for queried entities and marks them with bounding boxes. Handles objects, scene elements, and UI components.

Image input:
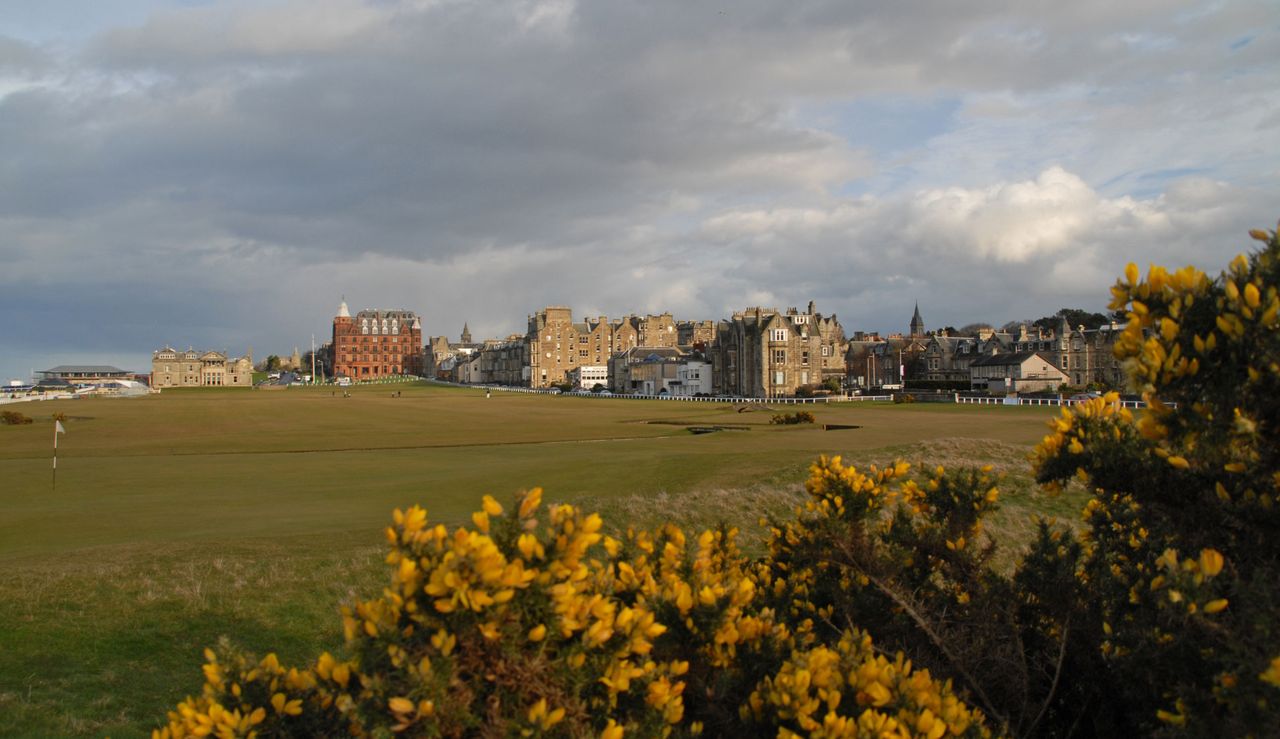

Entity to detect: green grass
[0,383,1074,737]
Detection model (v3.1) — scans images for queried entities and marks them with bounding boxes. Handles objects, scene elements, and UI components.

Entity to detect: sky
[1,0,1277,379]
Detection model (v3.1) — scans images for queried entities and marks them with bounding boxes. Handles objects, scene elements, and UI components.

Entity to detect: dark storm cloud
[0,0,1276,379]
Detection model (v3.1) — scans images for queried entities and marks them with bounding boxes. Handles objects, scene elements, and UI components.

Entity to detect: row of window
[339,336,404,345]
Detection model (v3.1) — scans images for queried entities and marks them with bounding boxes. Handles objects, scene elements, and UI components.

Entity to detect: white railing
[0,392,79,405]
[956,394,1155,409]
[428,379,891,404]
[429,379,1163,409]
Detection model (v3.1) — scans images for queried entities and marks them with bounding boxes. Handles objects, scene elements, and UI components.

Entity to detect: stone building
[844,337,926,390]
[970,351,1069,393]
[526,308,699,388]
[1030,317,1127,389]
[608,347,686,394]
[712,302,847,397]
[677,320,716,348]
[470,336,528,385]
[331,300,423,380]
[920,327,1017,385]
[527,306,578,387]
[425,325,482,380]
[151,347,253,388]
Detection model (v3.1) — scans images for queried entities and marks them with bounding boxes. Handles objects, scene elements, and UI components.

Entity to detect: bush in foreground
[158,227,1278,737]
[156,486,989,738]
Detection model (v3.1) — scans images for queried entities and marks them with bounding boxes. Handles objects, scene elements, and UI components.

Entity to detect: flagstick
[52,422,58,492]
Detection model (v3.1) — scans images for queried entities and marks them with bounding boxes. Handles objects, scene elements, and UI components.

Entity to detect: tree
[1032,308,1110,333]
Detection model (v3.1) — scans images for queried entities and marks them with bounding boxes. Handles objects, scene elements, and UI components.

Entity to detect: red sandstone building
[331,300,424,379]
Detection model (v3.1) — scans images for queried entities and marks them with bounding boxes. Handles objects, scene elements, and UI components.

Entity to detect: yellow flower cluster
[154,641,356,739]
[744,631,988,738]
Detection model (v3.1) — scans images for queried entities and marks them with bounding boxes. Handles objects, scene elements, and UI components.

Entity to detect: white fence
[955,394,1153,409]
[1,392,79,405]
[428,379,1161,409]
[431,380,890,404]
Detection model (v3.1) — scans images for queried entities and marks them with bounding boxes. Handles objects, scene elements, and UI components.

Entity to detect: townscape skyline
[2,0,1277,381]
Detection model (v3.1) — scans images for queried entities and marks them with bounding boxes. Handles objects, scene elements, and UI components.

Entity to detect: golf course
[0,383,1073,737]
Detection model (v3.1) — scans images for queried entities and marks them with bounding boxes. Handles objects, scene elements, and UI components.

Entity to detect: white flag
[55,420,66,434]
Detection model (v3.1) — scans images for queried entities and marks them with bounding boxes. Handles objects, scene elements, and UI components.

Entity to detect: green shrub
[769,411,815,425]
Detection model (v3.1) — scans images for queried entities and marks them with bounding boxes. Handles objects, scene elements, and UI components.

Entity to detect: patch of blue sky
[793,95,963,197]
[1103,167,1216,200]
[1229,35,1254,51]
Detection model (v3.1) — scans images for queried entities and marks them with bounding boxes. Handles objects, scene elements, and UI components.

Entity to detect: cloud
[0,0,1277,379]
[698,167,1272,330]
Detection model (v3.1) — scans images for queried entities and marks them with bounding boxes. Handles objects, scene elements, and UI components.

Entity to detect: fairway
[0,383,1064,736]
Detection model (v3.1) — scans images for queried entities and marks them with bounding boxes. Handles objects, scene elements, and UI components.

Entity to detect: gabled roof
[969,351,1060,368]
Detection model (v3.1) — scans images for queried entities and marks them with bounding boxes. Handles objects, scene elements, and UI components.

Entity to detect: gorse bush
[769,411,816,425]
[157,488,989,738]
[1027,224,1280,734]
[158,226,1279,738]
[1,409,34,425]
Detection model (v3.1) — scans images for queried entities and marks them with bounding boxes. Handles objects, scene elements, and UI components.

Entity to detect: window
[821,345,830,357]
[771,329,787,342]
[774,371,785,385]
[773,349,786,365]
[801,351,810,366]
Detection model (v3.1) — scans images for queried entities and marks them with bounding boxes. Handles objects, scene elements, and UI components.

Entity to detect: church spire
[910,302,925,337]
[461,322,472,344]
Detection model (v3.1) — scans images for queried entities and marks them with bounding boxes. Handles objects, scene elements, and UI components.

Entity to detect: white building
[570,364,609,390]
[672,359,713,396]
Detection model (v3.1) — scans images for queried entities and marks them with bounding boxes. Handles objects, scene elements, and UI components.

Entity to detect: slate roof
[969,351,1056,368]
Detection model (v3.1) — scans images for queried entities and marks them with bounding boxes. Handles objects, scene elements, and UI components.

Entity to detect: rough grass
[0,384,1068,737]
[587,437,1088,567]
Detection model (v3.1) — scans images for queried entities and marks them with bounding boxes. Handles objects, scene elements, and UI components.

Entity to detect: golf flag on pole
[53,420,66,489]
